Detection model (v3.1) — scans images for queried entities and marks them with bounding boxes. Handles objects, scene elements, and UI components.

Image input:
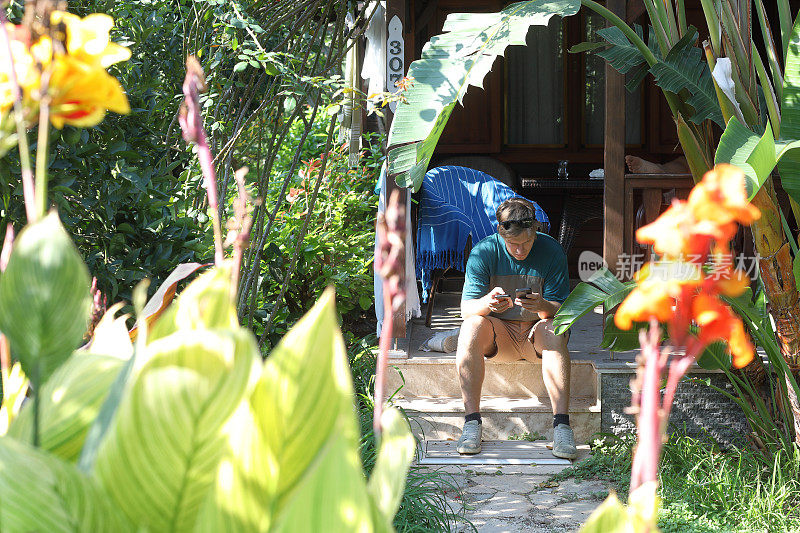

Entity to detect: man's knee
[458,316,494,354]
[532,319,569,353]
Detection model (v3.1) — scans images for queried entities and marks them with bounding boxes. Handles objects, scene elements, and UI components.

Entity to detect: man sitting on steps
[455,197,576,460]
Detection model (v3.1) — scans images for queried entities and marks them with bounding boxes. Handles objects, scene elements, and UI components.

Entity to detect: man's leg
[532,319,570,415]
[456,315,496,418]
[532,319,577,459]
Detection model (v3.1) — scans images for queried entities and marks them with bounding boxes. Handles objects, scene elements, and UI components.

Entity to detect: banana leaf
[715,117,800,201]
[386,0,580,191]
[553,268,634,336]
[776,12,800,206]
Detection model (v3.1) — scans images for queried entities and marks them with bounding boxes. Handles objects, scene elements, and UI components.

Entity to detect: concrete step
[396,396,600,444]
[387,355,598,402]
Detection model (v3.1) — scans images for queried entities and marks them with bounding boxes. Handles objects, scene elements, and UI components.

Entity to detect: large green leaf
[553,283,607,335]
[598,315,645,352]
[387,0,580,191]
[553,268,634,335]
[0,437,132,532]
[257,287,410,530]
[715,117,800,200]
[0,211,91,387]
[7,351,126,462]
[777,11,800,205]
[92,327,259,531]
[696,341,732,370]
[715,118,776,197]
[195,288,414,531]
[648,28,724,127]
[594,25,659,93]
[193,398,276,532]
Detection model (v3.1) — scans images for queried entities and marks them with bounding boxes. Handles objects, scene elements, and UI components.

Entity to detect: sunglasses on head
[499,217,536,230]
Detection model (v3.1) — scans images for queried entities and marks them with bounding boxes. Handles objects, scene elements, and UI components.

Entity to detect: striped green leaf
[194,288,414,531]
[256,286,376,530]
[0,437,132,532]
[92,327,259,531]
[0,211,91,387]
[7,351,126,462]
[387,0,580,191]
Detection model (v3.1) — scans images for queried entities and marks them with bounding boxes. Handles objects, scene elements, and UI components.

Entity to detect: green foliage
[1,221,414,530]
[558,432,800,532]
[1,0,206,304]
[251,110,382,346]
[0,212,91,388]
[647,29,724,127]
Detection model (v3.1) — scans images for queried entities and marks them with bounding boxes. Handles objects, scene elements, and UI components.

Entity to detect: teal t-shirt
[462,233,570,320]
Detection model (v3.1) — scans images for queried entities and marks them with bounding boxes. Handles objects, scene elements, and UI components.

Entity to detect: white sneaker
[552,423,577,460]
[457,420,482,454]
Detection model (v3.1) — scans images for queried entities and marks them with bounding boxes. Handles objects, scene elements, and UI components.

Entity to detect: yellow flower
[0,11,130,129]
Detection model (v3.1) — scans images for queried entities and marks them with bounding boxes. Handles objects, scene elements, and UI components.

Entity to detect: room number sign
[387,15,404,112]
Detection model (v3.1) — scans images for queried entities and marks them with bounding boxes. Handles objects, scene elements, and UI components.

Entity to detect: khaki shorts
[483,317,569,362]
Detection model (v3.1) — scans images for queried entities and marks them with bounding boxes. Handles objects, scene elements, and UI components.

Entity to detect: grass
[348,334,469,532]
[551,432,800,532]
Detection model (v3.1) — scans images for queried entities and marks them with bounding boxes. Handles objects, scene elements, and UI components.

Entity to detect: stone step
[387,355,598,402]
[396,396,600,444]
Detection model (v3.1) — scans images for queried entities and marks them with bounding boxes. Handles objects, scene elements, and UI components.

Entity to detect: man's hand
[515,292,545,313]
[515,292,560,319]
[487,287,513,313]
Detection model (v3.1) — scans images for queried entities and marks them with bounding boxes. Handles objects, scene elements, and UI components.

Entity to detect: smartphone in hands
[515,287,532,299]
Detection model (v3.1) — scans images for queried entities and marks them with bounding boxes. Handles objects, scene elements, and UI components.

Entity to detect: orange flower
[692,293,754,368]
[636,201,739,259]
[614,262,701,330]
[688,164,761,226]
[635,165,759,260]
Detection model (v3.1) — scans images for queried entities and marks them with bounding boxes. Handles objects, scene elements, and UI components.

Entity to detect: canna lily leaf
[148,263,238,343]
[7,351,127,462]
[0,437,133,532]
[387,0,580,191]
[92,327,260,531]
[0,211,91,388]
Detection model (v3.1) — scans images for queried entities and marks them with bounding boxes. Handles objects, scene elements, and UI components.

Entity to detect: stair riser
[388,360,598,400]
[406,411,600,444]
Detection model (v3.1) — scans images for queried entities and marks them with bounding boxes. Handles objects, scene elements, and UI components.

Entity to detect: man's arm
[461,287,512,318]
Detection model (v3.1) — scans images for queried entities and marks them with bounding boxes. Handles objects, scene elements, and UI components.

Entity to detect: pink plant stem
[180,57,223,266]
[374,285,393,440]
[372,189,406,441]
[0,14,36,222]
[631,320,667,492]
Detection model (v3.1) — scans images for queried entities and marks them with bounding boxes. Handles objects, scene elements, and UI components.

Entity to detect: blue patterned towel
[416,166,550,301]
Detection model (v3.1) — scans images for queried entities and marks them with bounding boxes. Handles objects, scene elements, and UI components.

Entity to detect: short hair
[496,197,538,238]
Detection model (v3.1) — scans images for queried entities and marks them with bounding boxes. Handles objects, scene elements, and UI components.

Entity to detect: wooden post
[384,0,409,339]
[603,0,626,276]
